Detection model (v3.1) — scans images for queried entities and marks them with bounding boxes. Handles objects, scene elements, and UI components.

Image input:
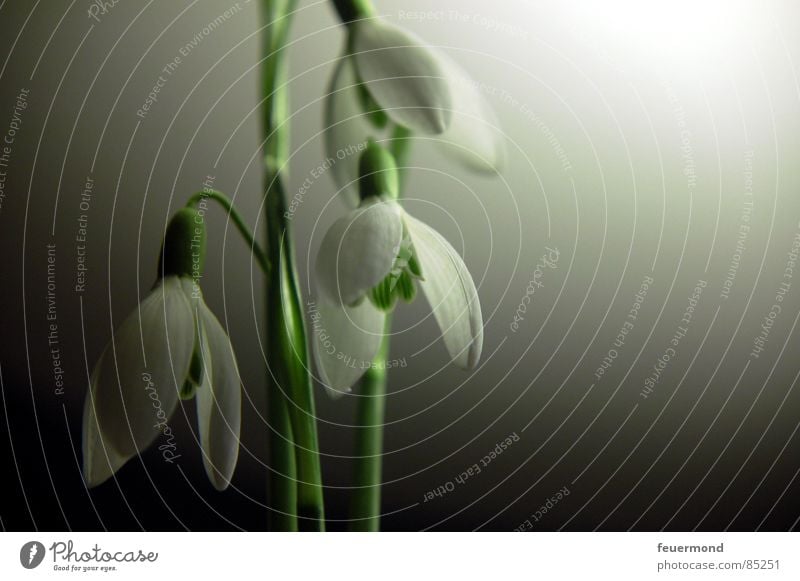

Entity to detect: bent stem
[262,0,325,530]
[185,189,270,275]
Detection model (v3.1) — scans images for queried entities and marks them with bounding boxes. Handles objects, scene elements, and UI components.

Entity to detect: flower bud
[358,139,399,202]
[159,207,206,279]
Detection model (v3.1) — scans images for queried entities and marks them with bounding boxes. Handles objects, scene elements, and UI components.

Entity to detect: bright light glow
[565,0,755,73]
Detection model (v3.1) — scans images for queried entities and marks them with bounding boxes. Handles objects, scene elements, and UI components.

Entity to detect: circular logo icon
[19,541,46,569]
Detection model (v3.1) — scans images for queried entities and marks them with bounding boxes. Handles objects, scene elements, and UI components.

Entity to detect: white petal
[437,57,505,173]
[310,297,386,396]
[91,276,195,457]
[82,359,130,488]
[404,214,483,369]
[316,199,403,305]
[324,57,373,208]
[195,302,241,491]
[352,19,452,135]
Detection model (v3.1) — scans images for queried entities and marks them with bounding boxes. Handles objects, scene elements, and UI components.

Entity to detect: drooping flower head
[325,13,506,207]
[83,207,241,490]
[313,141,483,394]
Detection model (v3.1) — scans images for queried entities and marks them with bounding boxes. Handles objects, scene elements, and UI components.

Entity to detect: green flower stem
[349,131,412,531]
[329,0,402,531]
[330,0,375,24]
[265,178,325,530]
[263,0,299,532]
[262,0,326,531]
[267,379,298,531]
[349,315,391,531]
[389,125,412,192]
[185,189,270,275]
[263,240,299,529]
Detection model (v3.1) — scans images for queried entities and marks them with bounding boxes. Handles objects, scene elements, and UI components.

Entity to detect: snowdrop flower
[325,14,505,206]
[83,207,241,491]
[312,141,483,394]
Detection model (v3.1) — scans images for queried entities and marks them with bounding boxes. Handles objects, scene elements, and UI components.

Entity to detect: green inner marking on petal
[396,270,416,303]
[407,251,423,279]
[368,276,397,311]
[367,229,421,311]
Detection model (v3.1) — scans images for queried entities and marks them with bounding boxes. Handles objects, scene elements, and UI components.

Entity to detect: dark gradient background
[1,0,800,531]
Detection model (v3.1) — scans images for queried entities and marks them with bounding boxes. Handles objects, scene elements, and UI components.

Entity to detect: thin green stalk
[262,0,325,531]
[262,0,298,532]
[185,189,270,275]
[264,184,301,530]
[348,125,412,531]
[264,179,325,529]
[389,125,412,191]
[267,379,298,531]
[349,316,391,531]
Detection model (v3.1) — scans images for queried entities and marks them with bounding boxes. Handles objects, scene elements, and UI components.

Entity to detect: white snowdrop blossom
[325,17,505,206]
[83,209,241,491]
[313,195,483,395]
